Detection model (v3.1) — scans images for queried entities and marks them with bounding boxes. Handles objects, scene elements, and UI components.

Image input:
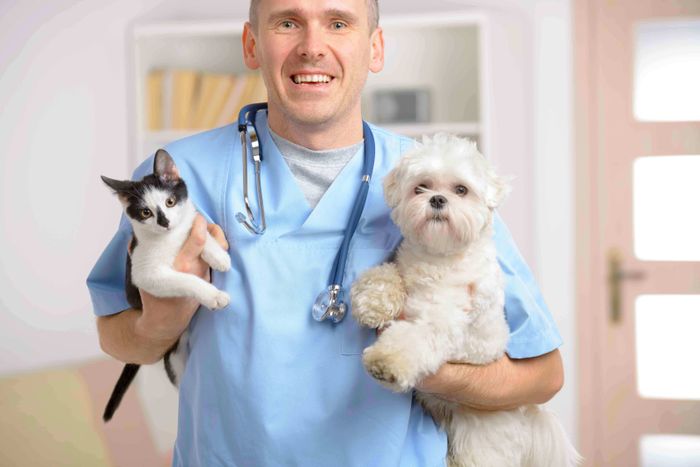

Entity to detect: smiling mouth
[291,74,334,85]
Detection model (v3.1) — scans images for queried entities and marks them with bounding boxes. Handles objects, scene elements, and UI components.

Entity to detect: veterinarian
[88,0,565,465]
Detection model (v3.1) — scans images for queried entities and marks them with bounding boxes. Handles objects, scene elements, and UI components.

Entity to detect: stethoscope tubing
[237,103,376,323]
[328,121,375,287]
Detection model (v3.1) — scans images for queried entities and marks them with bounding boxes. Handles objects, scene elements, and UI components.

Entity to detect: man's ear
[369,26,384,73]
[242,22,260,70]
[383,165,402,208]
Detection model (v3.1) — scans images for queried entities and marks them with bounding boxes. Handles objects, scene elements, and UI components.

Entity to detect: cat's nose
[157,213,170,229]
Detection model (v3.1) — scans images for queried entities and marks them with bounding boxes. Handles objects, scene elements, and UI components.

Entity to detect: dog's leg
[362,319,458,392]
[351,263,406,329]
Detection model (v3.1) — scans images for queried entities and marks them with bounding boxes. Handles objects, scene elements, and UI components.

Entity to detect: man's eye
[280,20,295,29]
[331,21,347,30]
[455,185,469,196]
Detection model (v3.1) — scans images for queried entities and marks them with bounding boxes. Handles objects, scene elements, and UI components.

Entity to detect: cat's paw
[362,344,417,393]
[206,252,231,272]
[201,290,230,310]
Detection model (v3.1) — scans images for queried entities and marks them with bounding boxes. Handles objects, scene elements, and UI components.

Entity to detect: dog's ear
[383,165,403,208]
[485,171,513,209]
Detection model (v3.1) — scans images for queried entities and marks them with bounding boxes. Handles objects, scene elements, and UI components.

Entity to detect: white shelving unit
[129,13,487,166]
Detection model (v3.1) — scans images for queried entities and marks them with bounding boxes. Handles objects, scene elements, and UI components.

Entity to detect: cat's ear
[101,176,135,205]
[101,176,134,193]
[153,149,180,182]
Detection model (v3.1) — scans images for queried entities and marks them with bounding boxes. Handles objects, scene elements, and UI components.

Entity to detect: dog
[350,134,581,467]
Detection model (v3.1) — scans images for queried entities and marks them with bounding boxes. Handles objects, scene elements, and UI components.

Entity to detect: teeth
[293,74,331,84]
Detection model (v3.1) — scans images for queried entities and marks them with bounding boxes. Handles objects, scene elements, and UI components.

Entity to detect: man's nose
[297,26,326,60]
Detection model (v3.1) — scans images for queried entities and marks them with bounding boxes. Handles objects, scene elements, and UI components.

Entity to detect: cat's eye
[165,197,176,207]
[414,184,428,195]
[455,185,469,196]
[140,208,152,219]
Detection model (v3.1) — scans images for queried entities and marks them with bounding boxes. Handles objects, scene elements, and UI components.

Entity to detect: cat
[100,148,231,422]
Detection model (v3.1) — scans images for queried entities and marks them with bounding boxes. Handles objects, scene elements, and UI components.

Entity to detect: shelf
[130,15,486,162]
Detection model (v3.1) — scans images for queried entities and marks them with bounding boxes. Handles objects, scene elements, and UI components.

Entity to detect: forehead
[403,150,488,195]
[258,0,368,20]
[141,187,170,206]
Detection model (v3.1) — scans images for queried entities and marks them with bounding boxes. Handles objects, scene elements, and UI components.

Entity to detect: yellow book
[190,73,219,129]
[171,70,200,130]
[201,75,236,129]
[214,73,251,127]
[145,70,164,131]
[249,73,268,104]
[237,72,262,109]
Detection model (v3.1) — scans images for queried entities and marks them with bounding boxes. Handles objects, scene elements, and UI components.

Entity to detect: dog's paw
[201,290,230,310]
[351,263,406,328]
[353,304,395,329]
[362,345,416,393]
[203,250,231,272]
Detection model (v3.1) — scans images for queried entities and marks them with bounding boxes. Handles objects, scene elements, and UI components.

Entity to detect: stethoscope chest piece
[312,285,347,323]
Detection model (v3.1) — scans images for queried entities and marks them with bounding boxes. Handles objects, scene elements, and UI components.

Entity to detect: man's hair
[249,0,379,32]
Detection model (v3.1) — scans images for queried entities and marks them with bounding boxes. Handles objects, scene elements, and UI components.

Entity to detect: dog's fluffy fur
[351,134,581,467]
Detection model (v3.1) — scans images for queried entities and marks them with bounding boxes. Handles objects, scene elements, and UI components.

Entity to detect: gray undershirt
[269,128,364,209]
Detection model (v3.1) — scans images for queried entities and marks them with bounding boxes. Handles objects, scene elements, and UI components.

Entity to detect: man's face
[243,0,384,129]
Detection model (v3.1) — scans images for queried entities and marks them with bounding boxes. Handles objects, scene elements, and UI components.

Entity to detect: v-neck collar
[255,111,367,238]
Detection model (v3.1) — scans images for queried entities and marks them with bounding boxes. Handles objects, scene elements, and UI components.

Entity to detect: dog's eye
[415,184,428,195]
[455,185,468,196]
[140,208,152,219]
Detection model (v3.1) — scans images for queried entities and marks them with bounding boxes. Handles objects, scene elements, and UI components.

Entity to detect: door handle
[608,248,646,324]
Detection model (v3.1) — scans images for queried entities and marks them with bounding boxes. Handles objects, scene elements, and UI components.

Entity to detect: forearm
[417,349,564,411]
[97,308,181,365]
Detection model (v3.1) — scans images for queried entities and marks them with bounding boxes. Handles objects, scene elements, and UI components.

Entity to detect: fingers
[173,215,207,275]
[173,214,228,278]
[207,222,229,250]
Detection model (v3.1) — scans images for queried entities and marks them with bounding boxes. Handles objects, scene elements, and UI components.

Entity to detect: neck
[266,104,364,150]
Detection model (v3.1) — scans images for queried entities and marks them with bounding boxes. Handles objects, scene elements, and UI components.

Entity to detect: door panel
[575,1,700,465]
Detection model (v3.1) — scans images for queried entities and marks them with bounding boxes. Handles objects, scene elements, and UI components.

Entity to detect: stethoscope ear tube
[236,103,268,234]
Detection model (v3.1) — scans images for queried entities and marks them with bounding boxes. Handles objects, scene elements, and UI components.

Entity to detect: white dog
[351,134,580,467]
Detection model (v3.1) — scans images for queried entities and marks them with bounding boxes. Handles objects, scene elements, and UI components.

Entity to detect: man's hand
[414,350,564,411]
[97,215,230,365]
[134,214,229,342]
[373,283,564,410]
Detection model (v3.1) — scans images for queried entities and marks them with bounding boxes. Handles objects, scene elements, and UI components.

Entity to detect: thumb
[179,214,207,261]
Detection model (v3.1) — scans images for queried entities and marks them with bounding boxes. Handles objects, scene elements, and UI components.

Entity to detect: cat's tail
[525,405,583,467]
[103,363,140,422]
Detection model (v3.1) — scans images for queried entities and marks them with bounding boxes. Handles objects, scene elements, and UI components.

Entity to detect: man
[88,0,564,465]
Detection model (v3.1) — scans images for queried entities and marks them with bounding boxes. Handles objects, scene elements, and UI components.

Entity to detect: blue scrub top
[87,111,562,467]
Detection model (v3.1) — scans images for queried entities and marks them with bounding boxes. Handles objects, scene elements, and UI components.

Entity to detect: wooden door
[575,0,700,465]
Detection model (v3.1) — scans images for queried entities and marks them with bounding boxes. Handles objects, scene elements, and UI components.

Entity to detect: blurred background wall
[0,0,575,465]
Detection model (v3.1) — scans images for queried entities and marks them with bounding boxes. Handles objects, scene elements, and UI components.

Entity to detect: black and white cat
[100,149,231,422]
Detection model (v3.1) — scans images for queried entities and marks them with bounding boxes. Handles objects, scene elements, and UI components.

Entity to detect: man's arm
[96,215,228,365]
[416,349,564,411]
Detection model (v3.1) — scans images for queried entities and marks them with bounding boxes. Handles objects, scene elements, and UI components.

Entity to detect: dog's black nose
[429,195,447,209]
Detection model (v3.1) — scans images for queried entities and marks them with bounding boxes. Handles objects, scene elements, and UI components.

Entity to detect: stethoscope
[236,103,375,324]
